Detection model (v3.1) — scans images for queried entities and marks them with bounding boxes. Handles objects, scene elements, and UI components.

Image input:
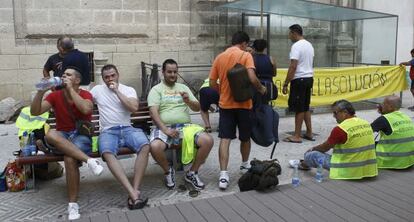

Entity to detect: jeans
[304,151,331,170]
[99,125,149,156]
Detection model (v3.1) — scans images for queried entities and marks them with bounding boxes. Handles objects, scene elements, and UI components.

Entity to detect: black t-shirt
[62,49,90,85]
[44,53,64,77]
[371,116,393,135]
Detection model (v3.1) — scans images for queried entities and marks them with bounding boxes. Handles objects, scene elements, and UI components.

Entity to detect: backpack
[238,159,282,192]
[227,52,254,102]
[251,103,279,158]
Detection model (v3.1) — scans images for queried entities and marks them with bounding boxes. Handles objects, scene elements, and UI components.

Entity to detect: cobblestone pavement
[1,91,413,221]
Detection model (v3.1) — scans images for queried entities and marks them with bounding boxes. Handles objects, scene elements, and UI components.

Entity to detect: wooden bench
[15,101,180,190]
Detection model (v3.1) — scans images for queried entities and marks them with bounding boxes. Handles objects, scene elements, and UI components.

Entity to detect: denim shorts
[46,130,92,155]
[304,151,331,170]
[99,126,149,156]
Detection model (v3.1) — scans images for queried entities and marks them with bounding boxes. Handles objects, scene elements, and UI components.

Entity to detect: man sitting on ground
[148,59,213,190]
[371,95,414,169]
[30,67,103,220]
[289,99,378,180]
[91,64,150,209]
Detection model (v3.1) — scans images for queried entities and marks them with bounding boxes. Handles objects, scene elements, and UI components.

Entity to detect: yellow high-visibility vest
[330,117,378,179]
[15,107,49,136]
[376,111,414,169]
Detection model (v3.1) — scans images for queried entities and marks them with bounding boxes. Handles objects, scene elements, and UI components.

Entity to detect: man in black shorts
[199,78,219,132]
[282,24,315,143]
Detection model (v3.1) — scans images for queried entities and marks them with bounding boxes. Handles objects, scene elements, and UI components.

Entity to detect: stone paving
[0,91,413,221]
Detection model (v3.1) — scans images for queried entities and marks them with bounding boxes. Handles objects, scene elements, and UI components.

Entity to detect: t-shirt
[91,83,137,131]
[44,90,92,132]
[327,126,347,145]
[289,39,314,79]
[62,49,90,85]
[147,82,197,125]
[44,53,64,77]
[371,116,393,135]
[209,46,255,109]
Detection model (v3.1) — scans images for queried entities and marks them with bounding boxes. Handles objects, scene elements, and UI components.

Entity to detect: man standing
[148,59,213,191]
[371,95,414,169]
[282,24,315,143]
[43,37,65,78]
[399,48,414,110]
[91,64,150,209]
[209,31,266,190]
[289,100,378,180]
[30,67,103,220]
[60,36,91,85]
[199,78,219,132]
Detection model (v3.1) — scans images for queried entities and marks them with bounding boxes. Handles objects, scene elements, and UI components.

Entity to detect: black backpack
[238,159,282,192]
[251,103,279,158]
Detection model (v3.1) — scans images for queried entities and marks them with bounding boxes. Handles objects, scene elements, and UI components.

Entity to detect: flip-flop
[283,137,302,143]
[301,134,316,141]
[204,127,212,133]
[127,197,148,210]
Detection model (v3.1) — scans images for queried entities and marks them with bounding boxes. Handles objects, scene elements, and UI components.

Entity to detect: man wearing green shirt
[148,59,213,191]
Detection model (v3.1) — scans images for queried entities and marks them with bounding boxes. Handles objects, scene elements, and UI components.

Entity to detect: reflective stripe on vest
[376,111,414,169]
[333,144,375,154]
[16,107,49,136]
[330,117,377,180]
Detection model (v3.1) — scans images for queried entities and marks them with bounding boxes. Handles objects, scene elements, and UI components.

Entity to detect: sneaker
[87,159,103,176]
[218,172,229,190]
[68,202,80,220]
[288,159,310,170]
[240,163,251,174]
[165,167,175,189]
[185,172,205,190]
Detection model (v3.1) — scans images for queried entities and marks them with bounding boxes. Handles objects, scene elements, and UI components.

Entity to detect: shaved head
[384,95,401,110]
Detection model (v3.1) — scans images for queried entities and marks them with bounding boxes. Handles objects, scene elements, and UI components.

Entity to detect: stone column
[93,51,108,85]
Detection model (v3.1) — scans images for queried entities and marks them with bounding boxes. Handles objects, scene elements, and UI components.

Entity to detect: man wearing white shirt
[91,64,150,210]
[282,24,315,143]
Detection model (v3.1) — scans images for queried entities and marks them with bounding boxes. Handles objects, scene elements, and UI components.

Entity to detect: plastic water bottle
[29,132,37,156]
[21,131,31,157]
[35,77,62,90]
[315,158,324,183]
[292,164,300,187]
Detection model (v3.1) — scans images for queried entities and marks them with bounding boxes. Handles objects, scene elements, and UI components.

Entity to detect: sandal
[127,196,148,210]
[204,127,212,133]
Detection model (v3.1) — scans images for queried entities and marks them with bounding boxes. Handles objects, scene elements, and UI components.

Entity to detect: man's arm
[149,106,179,138]
[282,59,298,94]
[30,91,52,116]
[310,140,334,153]
[111,83,138,112]
[210,79,219,92]
[180,91,200,112]
[68,88,93,115]
[247,68,266,95]
[43,68,51,78]
[371,116,393,135]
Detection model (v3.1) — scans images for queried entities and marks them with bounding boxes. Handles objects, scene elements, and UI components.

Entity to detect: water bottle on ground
[35,77,62,90]
[29,132,37,156]
[21,131,31,157]
[292,164,300,187]
[315,158,324,183]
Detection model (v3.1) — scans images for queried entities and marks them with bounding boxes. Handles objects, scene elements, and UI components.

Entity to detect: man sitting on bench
[91,64,150,209]
[31,67,104,220]
[148,59,213,191]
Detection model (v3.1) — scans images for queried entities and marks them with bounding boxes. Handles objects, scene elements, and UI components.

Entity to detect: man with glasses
[371,95,414,169]
[289,99,378,180]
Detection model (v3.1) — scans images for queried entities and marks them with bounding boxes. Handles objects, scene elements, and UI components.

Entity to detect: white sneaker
[165,167,176,189]
[218,172,229,190]
[240,162,251,174]
[68,202,80,220]
[87,159,103,176]
[288,159,300,168]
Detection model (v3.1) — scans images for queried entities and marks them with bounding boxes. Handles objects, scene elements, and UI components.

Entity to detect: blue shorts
[99,126,149,156]
[47,130,92,154]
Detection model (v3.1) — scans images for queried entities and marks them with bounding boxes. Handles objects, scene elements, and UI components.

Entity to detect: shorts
[150,124,202,148]
[199,87,219,111]
[288,77,313,113]
[99,126,149,157]
[218,108,252,141]
[46,130,92,155]
[411,80,414,89]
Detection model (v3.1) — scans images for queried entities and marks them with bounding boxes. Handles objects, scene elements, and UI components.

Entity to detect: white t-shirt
[289,39,314,79]
[91,83,137,131]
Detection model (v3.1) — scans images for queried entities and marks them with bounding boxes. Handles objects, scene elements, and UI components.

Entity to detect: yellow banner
[272,66,407,107]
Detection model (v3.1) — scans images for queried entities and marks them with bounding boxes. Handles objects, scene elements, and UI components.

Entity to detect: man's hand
[282,84,288,94]
[108,82,119,92]
[179,91,190,103]
[62,77,73,90]
[259,85,267,95]
[163,128,180,139]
